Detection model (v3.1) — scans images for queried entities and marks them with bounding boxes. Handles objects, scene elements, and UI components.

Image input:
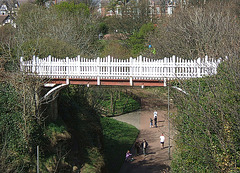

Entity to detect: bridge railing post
[164,57,168,79]
[130,57,133,86]
[32,55,36,74]
[77,55,81,76]
[36,56,39,74]
[20,57,24,72]
[204,55,209,76]
[97,57,100,85]
[172,55,176,79]
[139,55,143,77]
[164,78,167,87]
[197,58,201,77]
[47,55,51,76]
[108,55,111,77]
[66,57,69,79]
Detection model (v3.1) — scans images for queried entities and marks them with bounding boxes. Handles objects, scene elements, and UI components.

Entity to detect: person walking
[141,139,148,156]
[160,133,165,149]
[134,141,141,156]
[150,118,153,128]
[154,110,158,127]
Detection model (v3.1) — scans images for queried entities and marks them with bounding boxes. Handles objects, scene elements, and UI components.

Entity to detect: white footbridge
[20,55,222,101]
[20,55,221,87]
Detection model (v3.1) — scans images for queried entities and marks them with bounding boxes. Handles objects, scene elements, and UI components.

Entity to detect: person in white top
[160,133,165,149]
[153,110,157,127]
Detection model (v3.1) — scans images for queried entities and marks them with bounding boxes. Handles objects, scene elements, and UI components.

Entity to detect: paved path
[113,89,173,173]
[113,110,141,130]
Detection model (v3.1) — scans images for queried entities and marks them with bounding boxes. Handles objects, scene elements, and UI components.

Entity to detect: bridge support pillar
[66,78,69,84]
[40,87,59,121]
[97,77,100,85]
[49,93,58,121]
[164,78,167,87]
[130,77,133,86]
[41,84,69,120]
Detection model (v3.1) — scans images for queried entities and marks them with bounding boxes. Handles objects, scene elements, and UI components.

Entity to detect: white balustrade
[20,55,222,80]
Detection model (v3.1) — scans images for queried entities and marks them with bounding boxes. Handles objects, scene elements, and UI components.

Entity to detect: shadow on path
[114,89,173,173]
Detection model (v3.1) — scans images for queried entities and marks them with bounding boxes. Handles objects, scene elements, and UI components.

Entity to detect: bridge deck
[48,78,165,87]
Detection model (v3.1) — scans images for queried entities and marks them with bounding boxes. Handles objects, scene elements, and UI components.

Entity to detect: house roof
[0,0,18,8]
[0,14,9,24]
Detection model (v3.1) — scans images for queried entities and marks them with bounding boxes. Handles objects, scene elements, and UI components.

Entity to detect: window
[156,7,160,14]
[117,8,121,15]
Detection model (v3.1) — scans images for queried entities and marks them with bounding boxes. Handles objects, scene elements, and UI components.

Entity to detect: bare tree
[16,3,101,58]
[147,1,240,59]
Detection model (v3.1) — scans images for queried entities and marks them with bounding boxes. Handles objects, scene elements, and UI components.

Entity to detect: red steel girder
[46,78,165,87]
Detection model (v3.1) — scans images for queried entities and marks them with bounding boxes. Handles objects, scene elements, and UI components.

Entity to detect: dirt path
[113,89,173,173]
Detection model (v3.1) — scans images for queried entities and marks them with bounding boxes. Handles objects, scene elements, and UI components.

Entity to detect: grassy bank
[100,116,139,173]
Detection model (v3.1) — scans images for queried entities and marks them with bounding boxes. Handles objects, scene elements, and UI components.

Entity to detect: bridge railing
[20,55,222,81]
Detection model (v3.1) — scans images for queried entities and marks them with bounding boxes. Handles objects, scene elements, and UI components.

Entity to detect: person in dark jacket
[141,139,148,156]
[135,141,141,155]
[154,110,158,127]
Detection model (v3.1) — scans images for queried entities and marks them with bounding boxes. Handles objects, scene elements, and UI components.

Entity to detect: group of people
[125,110,166,162]
[150,110,158,128]
[125,139,149,162]
[134,139,148,156]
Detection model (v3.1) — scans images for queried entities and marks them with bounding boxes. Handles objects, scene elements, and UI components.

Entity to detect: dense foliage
[55,1,90,16]
[0,82,44,172]
[128,23,155,56]
[171,56,240,172]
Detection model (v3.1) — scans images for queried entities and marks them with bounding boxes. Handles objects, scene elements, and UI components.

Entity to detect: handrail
[20,55,222,81]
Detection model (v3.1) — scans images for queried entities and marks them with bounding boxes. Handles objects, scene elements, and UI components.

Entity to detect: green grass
[100,92,141,116]
[100,116,139,173]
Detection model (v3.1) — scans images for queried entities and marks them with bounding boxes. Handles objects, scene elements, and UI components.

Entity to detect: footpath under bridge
[20,55,221,87]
